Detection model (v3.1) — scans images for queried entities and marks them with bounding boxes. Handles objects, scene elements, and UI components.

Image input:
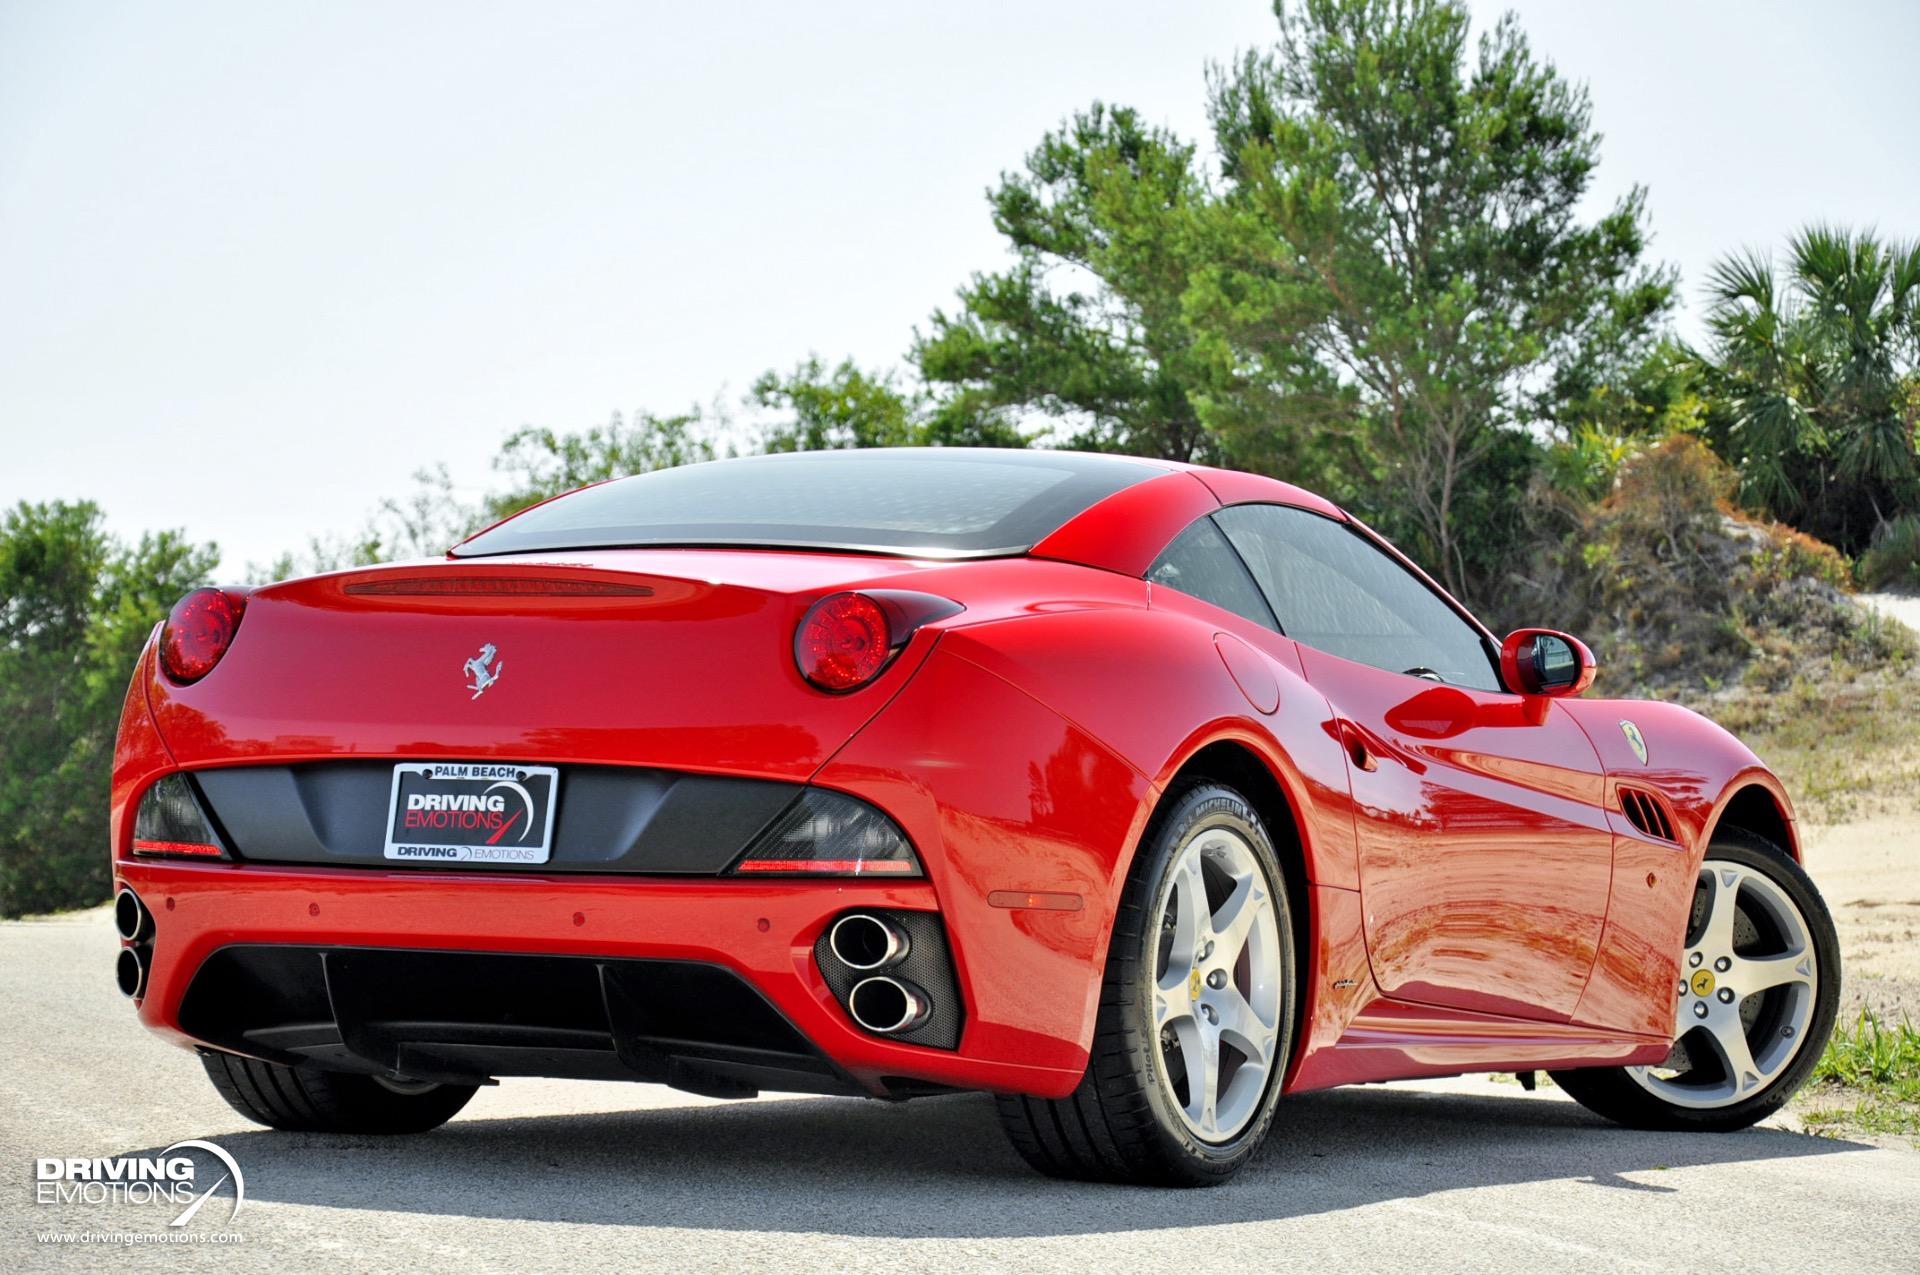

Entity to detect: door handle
[1336,720,1379,772]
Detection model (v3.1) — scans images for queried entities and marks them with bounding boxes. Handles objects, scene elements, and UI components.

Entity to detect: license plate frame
[382,762,560,865]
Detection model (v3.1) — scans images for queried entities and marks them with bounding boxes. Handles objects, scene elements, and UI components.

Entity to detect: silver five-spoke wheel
[1553,829,1839,1132]
[1627,857,1820,1108]
[1152,825,1283,1142]
[997,783,1296,1183]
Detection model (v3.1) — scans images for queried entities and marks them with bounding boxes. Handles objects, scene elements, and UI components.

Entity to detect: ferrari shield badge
[1619,719,1648,765]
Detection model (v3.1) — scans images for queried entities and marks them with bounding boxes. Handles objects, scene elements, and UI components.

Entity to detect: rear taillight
[793,590,962,693]
[130,774,227,859]
[730,788,921,877]
[796,593,889,691]
[158,587,249,683]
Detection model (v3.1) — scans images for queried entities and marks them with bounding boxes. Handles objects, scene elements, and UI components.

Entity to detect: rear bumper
[114,858,1086,1100]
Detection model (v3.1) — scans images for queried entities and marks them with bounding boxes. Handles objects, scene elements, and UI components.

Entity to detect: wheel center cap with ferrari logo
[1188,967,1204,1003]
[1690,968,1716,997]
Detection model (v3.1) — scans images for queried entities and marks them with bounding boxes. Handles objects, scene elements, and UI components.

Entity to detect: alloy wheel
[1151,824,1283,1142]
[1627,857,1820,1109]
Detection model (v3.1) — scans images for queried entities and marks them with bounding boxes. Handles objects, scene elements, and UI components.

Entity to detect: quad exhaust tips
[827,912,909,971]
[114,887,151,943]
[847,976,931,1035]
[116,946,147,999]
[818,910,947,1039]
[114,887,152,999]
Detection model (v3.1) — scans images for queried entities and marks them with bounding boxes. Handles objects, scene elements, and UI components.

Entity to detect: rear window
[453,449,1162,559]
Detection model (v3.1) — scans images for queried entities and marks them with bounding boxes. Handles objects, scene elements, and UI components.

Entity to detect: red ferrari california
[109,448,1840,1185]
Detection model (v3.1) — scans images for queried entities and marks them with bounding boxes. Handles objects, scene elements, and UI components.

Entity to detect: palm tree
[1696,225,1920,553]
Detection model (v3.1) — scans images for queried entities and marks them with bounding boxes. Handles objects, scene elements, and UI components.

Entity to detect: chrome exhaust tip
[115,947,146,999]
[828,913,909,971]
[848,976,929,1034]
[114,888,149,943]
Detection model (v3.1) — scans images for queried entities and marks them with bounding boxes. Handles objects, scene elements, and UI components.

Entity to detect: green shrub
[1858,514,1920,591]
[1500,436,1906,697]
[1543,425,1635,503]
[1762,524,1854,592]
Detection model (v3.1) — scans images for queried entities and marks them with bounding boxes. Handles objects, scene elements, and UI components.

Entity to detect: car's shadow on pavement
[125,1086,1871,1238]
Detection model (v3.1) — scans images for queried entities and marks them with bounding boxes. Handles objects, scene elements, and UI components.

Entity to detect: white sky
[3,0,1915,574]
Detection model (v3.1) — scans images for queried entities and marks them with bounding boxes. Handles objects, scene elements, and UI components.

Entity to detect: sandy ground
[1797,592,1920,1021]
[1860,590,1920,637]
[1804,592,1920,1021]
[1803,815,1920,1022]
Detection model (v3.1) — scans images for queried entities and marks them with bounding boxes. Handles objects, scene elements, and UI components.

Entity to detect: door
[1213,504,1614,1022]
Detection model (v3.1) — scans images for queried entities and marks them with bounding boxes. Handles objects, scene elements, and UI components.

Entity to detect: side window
[1146,517,1278,630]
[1213,504,1500,691]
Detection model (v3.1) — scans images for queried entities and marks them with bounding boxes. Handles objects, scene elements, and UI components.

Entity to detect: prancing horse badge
[1619,719,1648,765]
[463,643,504,699]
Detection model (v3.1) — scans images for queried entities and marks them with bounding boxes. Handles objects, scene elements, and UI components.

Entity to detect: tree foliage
[1207,0,1674,596]
[914,104,1223,461]
[0,503,215,915]
[485,410,719,522]
[1694,225,1920,553]
[754,355,1030,453]
[754,357,922,452]
[915,0,1673,600]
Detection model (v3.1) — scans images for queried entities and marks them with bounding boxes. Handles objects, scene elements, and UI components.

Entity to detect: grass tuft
[1814,1011,1920,1093]
[1799,1012,1920,1138]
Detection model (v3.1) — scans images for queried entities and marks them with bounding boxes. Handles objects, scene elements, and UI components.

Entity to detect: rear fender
[814,644,1152,1073]
[938,607,1358,890]
[816,606,1357,1071]
[111,636,176,865]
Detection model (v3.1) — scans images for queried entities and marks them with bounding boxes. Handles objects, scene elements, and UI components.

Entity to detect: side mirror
[1500,629,1596,698]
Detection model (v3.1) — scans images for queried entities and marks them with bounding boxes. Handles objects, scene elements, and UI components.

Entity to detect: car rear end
[108,449,1169,1102]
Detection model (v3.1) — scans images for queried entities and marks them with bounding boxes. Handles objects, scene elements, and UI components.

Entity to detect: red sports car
[110,448,1840,1185]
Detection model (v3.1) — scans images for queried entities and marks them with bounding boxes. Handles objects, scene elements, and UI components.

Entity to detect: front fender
[1563,696,1799,1036]
[1562,697,1795,860]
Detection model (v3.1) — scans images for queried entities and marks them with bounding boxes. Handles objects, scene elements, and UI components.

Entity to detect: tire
[997,783,1298,1186]
[201,1052,479,1134]
[1550,826,1840,1132]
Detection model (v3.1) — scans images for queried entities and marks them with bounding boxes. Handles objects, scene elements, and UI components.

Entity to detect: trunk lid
[148,551,964,781]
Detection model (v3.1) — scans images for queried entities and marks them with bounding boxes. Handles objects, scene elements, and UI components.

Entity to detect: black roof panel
[454,448,1169,559]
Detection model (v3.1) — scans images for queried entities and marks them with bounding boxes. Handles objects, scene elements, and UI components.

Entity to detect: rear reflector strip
[987,890,1084,912]
[130,839,226,858]
[344,577,655,597]
[732,859,919,876]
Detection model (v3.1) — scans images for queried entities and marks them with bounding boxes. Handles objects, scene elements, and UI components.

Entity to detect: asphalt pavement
[5,907,1916,1274]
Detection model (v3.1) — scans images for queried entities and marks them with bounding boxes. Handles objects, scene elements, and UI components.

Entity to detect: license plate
[383,762,559,865]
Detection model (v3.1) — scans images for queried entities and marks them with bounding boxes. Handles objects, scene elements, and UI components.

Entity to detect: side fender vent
[1619,786,1677,842]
